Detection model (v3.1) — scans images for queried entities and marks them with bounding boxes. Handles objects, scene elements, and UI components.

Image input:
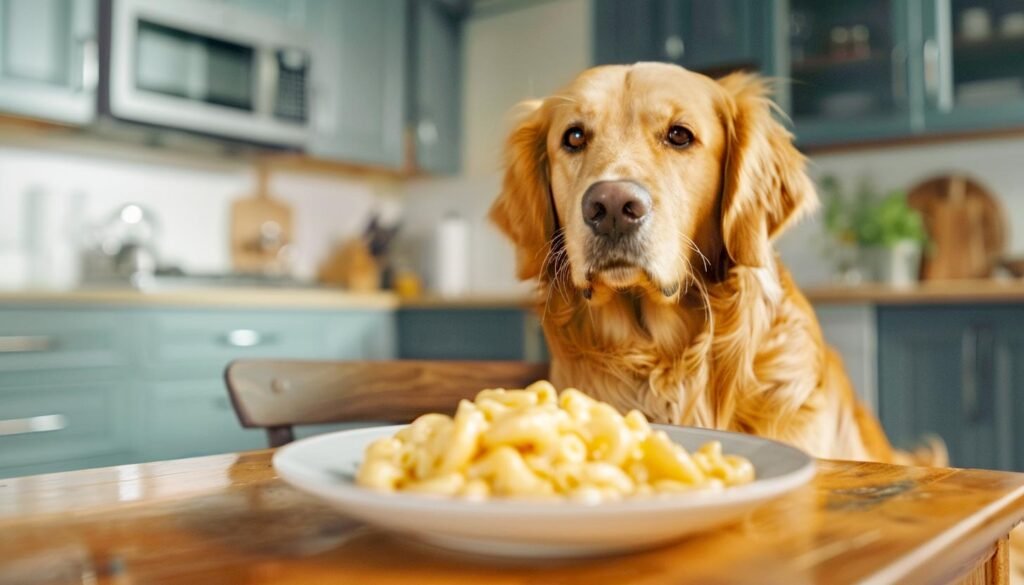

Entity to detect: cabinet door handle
[221,329,274,348]
[77,37,99,94]
[923,38,941,102]
[0,336,54,353]
[417,119,439,146]
[0,414,67,437]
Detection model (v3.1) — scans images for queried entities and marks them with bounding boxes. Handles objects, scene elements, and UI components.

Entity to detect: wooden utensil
[907,174,1007,280]
[230,165,293,274]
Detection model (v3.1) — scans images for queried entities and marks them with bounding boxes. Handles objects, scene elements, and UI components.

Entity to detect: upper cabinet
[595,0,1024,149]
[305,0,408,168]
[303,0,462,174]
[409,0,463,175]
[0,0,97,125]
[920,0,1024,133]
[786,0,914,145]
[222,0,308,27]
[593,0,776,75]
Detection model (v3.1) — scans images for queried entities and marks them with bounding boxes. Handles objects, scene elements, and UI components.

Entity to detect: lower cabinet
[0,380,135,471]
[878,306,1019,471]
[135,308,396,463]
[141,379,265,461]
[815,304,877,413]
[396,307,546,361]
[0,305,396,478]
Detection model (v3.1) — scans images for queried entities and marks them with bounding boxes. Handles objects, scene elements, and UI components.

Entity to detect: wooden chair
[224,359,550,447]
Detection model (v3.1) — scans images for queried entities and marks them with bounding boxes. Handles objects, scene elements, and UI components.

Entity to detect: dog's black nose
[581,181,651,238]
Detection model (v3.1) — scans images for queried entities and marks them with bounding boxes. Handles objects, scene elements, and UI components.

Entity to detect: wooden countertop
[804,279,1024,305]
[0,288,400,309]
[6,280,1024,310]
[1,451,1022,584]
[0,289,537,311]
[398,294,536,309]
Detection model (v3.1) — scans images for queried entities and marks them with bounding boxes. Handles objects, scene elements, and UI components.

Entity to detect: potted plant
[820,176,928,287]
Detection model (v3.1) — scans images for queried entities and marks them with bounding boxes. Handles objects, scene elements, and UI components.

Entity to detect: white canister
[435,213,468,298]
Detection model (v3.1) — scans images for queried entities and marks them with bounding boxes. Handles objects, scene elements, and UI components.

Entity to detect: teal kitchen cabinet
[593,0,777,75]
[1000,315,1024,471]
[135,308,395,462]
[919,0,1024,134]
[305,0,408,168]
[409,0,463,174]
[0,381,136,472]
[0,304,396,477]
[814,304,878,413]
[0,308,140,479]
[397,308,546,362]
[141,378,264,460]
[138,309,332,379]
[0,0,97,124]
[786,0,917,147]
[878,306,1014,470]
[223,0,308,26]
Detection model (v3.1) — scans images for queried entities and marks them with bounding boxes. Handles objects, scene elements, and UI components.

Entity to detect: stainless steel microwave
[107,0,310,146]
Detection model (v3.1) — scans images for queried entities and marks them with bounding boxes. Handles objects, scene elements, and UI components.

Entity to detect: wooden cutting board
[230,165,293,274]
[907,175,1007,280]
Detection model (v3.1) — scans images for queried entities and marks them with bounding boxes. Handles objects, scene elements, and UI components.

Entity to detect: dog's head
[489,63,816,302]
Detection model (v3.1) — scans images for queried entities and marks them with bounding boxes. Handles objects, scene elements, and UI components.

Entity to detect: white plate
[273,424,815,558]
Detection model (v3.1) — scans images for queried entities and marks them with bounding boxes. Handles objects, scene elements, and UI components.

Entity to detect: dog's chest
[542,298,706,423]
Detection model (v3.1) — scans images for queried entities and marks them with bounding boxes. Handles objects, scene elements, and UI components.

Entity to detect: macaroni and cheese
[356,381,755,502]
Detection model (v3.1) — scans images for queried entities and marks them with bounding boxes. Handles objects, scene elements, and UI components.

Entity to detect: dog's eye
[562,126,587,152]
[666,125,694,148]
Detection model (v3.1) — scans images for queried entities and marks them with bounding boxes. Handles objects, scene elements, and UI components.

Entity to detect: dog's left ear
[717,73,817,268]
[488,100,554,281]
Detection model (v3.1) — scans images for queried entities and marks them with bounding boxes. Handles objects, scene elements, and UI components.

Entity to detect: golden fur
[490,63,941,464]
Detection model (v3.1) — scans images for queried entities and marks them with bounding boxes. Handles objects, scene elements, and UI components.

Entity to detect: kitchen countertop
[803,279,1024,305]
[398,294,536,309]
[7,280,1023,310]
[0,288,400,309]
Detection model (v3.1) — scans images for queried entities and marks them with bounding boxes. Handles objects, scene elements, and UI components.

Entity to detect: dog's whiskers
[539,229,568,325]
[682,235,711,272]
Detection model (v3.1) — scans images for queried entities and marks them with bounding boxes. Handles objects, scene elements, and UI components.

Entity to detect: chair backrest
[224,359,550,447]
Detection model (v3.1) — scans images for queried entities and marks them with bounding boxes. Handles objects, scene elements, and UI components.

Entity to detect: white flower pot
[862,241,922,287]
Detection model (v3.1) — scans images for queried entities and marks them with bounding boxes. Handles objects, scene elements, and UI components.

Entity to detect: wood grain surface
[1,452,1022,584]
[907,175,1006,281]
[803,280,1024,305]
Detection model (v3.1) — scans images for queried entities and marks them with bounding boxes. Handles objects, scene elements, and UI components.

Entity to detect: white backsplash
[0,144,389,289]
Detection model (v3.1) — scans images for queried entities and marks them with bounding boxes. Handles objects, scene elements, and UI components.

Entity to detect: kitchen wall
[403,0,591,294]
[0,139,395,289]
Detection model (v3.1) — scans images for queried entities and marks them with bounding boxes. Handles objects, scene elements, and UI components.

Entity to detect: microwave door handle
[257,48,278,118]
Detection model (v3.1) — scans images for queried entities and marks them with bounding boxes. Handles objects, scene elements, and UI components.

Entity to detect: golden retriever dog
[490,62,941,465]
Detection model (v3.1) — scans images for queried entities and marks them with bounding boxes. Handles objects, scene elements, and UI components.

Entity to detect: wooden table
[2,452,1023,585]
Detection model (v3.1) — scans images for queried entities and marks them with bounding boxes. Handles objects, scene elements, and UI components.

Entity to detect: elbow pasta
[356,381,755,502]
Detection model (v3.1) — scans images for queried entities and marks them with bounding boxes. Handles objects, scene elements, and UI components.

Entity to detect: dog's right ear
[488,100,553,281]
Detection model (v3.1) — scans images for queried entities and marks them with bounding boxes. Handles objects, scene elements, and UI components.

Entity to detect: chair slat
[224,360,549,447]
